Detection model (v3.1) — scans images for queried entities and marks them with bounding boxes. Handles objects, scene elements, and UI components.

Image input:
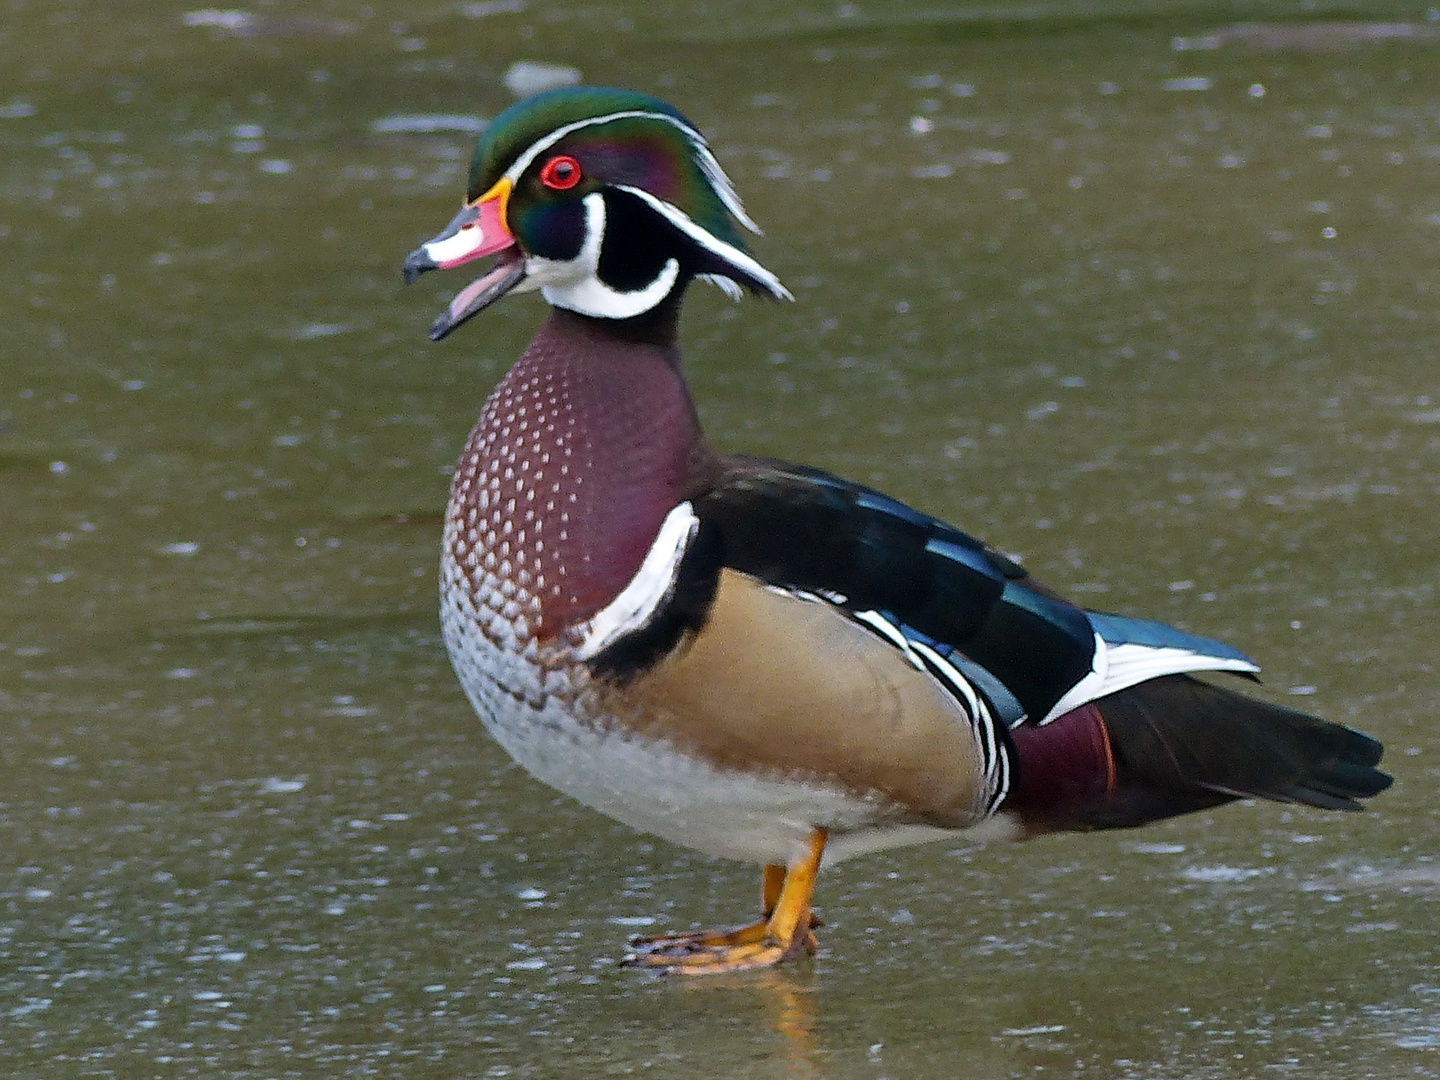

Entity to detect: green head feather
[466,86,757,253]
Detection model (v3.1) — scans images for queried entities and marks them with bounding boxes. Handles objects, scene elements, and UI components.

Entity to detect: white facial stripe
[531,192,681,319]
[697,273,744,301]
[616,185,791,301]
[576,501,699,659]
[501,109,761,234]
[691,139,760,234]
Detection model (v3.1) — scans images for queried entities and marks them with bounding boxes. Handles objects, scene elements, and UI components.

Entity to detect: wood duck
[401,86,1391,975]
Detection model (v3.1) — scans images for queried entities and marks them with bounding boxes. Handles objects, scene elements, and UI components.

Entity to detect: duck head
[403,86,791,340]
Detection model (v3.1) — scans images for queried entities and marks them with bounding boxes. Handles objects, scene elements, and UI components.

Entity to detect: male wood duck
[401,86,1391,975]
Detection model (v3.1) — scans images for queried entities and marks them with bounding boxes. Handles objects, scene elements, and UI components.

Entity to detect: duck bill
[402,178,524,341]
[426,248,526,341]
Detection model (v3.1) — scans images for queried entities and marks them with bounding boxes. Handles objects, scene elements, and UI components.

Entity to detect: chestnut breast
[444,309,716,643]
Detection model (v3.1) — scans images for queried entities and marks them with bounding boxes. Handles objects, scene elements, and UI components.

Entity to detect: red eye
[539,155,581,190]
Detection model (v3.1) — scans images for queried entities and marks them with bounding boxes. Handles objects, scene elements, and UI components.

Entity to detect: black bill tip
[402,247,438,285]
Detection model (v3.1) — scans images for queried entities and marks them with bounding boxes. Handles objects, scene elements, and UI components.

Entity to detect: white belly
[440,569,956,866]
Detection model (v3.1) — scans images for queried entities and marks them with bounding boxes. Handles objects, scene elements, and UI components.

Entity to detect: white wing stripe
[1041,632,1262,724]
[575,502,698,659]
[850,609,920,665]
[907,639,1011,814]
[909,642,986,746]
[849,610,1012,814]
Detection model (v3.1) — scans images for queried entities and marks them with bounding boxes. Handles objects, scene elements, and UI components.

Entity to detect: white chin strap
[528,192,680,320]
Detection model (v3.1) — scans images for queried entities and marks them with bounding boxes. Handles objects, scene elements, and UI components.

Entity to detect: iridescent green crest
[466,86,754,254]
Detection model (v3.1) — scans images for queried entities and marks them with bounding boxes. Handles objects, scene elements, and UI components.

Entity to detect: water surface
[3,2,1440,1076]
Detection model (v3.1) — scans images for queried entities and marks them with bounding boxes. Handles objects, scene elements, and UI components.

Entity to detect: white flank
[575,501,699,659]
[616,185,791,301]
[501,109,762,234]
[533,193,681,319]
[1041,632,1262,724]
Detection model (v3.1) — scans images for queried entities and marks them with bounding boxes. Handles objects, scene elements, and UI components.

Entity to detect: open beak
[402,178,526,341]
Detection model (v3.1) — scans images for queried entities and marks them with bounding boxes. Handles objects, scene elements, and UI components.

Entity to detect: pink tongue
[449,249,523,320]
[431,247,527,340]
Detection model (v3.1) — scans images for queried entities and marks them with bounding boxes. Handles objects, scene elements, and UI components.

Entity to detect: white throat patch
[529,192,681,320]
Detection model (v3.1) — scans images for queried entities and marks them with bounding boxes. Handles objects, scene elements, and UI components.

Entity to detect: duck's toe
[619,829,827,976]
[621,925,818,975]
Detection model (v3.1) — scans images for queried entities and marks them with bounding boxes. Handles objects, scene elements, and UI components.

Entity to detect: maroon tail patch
[1005,703,1117,829]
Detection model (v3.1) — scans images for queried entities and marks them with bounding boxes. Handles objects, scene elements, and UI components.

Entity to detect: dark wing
[695,455,1097,723]
[590,455,1256,720]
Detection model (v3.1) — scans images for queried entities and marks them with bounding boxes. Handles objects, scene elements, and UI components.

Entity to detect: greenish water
[3,1,1440,1076]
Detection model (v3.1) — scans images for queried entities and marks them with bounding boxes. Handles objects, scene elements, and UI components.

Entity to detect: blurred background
[3,1,1440,1076]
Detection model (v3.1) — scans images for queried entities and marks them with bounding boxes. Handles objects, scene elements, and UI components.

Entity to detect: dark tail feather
[1004,673,1392,833]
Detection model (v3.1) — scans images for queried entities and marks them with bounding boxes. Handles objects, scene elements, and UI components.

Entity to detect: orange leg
[623,829,827,975]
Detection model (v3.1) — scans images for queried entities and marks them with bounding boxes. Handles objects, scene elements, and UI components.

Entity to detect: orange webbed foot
[621,830,826,976]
